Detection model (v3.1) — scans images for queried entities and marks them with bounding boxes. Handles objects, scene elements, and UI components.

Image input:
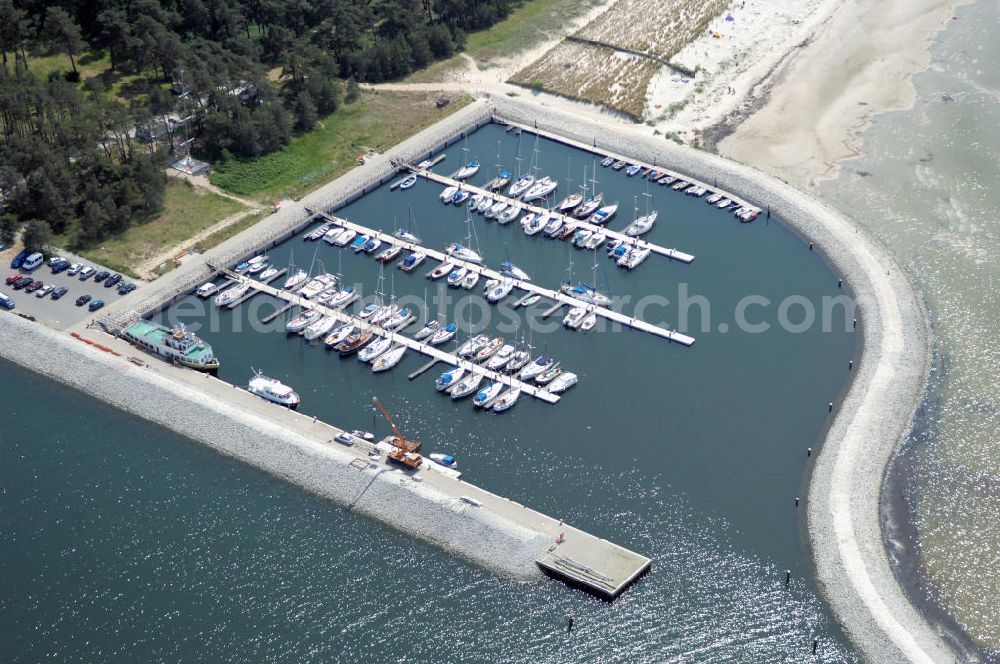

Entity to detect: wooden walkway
[305,210,696,347]
[414,170,696,264]
[221,269,561,404]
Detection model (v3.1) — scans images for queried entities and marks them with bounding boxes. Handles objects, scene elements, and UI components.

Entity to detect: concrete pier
[415,169,697,264]
[307,210,696,346]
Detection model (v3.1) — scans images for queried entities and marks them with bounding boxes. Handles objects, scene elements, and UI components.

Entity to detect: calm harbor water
[3,124,859,661]
[819,0,999,657]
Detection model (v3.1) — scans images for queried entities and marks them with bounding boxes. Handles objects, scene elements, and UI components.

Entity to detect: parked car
[335,432,355,446]
[48,256,65,267]
[67,263,83,276]
[13,276,33,290]
[117,282,137,295]
[104,273,122,288]
[51,287,68,300]
[79,267,95,280]
[6,273,24,285]
[10,250,30,269]
[24,280,43,293]
[51,259,70,274]
[93,270,111,284]
[36,284,54,298]
[88,299,105,311]
[75,294,92,306]
[21,253,43,271]
[0,292,14,310]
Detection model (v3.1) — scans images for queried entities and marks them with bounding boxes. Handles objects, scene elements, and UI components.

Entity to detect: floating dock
[499,117,762,218]
[413,170,696,264]
[222,269,561,404]
[305,210,696,346]
[537,536,651,600]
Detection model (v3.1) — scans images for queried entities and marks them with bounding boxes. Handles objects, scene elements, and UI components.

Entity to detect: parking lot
[2,247,144,329]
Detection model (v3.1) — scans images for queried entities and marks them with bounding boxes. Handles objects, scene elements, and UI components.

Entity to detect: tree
[22,219,52,254]
[293,89,317,131]
[345,78,360,104]
[45,7,84,76]
[0,212,18,247]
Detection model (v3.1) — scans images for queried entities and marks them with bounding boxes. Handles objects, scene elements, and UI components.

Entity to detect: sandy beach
[717,0,969,186]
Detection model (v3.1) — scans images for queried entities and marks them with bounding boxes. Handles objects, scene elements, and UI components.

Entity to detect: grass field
[59,180,246,275]
[209,91,472,200]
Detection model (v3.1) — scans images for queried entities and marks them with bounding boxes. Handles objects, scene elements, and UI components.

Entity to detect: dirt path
[168,171,262,208]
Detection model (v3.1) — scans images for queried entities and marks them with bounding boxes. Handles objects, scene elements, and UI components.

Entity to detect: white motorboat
[445,243,482,264]
[440,185,459,203]
[452,190,470,206]
[499,261,530,282]
[259,267,279,281]
[706,192,723,204]
[362,237,381,254]
[485,279,514,303]
[497,205,520,224]
[358,302,379,320]
[414,320,440,340]
[717,198,732,209]
[458,334,490,357]
[304,223,330,241]
[399,251,426,272]
[429,453,458,468]
[518,294,541,308]
[323,228,344,245]
[334,229,356,246]
[376,245,402,264]
[475,195,493,213]
[624,211,657,237]
[583,232,606,250]
[304,315,338,341]
[522,176,558,202]
[372,345,406,372]
[446,266,469,287]
[482,278,499,294]
[435,366,465,391]
[619,246,651,269]
[286,308,321,333]
[572,228,593,247]
[580,312,597,332]
[508,174,535,198]
[248,370,300,409]
[563,306,587,328]
[473,381,504,408]
[491,387,521,413]
[430,322,458,345]
[213,283,250,306]
[196,282,219,298]
[397,174,417,189]
[358,336,392,362]
[246,259,270,275]
[485,344,515,371]
[449,373,484,399]
[455,160,480,180]
[324,323,355,347]
[349,234,369,252]
[543,217,564,237]
[547,372,578,394]
[461,271,480,290]
[589,203,619,225]
[428,261,455,280]
[520,355,554,381]
[468,193,484,210]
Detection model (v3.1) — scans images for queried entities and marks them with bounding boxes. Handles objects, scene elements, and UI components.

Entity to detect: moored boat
[485,344,515,370]
[485,279,514,303]
[283,269,308,290]
[372,345,406,372]
[499,261,531,281]
[563,306,587,328]
[573,193,603,219]
[445,243,482,264]
[376,246,402,263]
[334,229,356,246]
[491,387,520,412]
[590,203,619,225]
[449,372,484,399]
[336,330,374,355]
[473,381,504,408]
[121,320,219,372]
[458,334,490,357]
[286,308,322,333]
[461,271,480,290]
[561,281,611,307]
[624,211,657,237]
[358,335,392,362]
[428,261,455,280]
[440,185,459,203]
[398,174,417,189]
[535,363,563,384]
[508,174,535,198]
[522,176,558,202]
[547,371,578,394]
[474,336,505,362]
[519,355,554,381]
[248,370,300,408]
[196,282,220,298]
[213,283,250,306]
[435,366,465,391]
[413,319,440,340]
[455,160,480,180]
[399,251,426,272]
[446,266,469,287]
[304,315,338,341]
[430,322,458,345]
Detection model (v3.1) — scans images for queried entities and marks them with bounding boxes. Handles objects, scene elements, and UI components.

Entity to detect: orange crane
[373,397,423,469]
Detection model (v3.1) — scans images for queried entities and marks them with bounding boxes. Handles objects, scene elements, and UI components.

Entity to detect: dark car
[24,280,43,293]
[51,259,70,274]
[51,287,69,300]
[88,299,105,312]
[104,273,122,288]
[75,294,92,306]
[117,282,136,295]
[10,250,30,269]
[6,273,24,285]
[92,270,111,284]
[13,276,33,290]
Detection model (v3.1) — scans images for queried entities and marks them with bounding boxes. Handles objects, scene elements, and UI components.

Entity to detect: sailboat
[624,192,657,237]
[445,208,483,264]
[455,139,479,180]
[560,245,612,306]
[394,206,423,245]
[485,141,511,191]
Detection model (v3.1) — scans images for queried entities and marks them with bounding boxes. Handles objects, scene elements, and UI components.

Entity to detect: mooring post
[785,570,791,587]
[812,638,819,654]
[795,496,800,507]
[828,402,833,412]
[807,447,812,457]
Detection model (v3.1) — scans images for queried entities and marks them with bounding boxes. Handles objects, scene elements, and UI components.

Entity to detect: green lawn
[60,179,246,275]
[463,0,606,62]
[209,91,472,200]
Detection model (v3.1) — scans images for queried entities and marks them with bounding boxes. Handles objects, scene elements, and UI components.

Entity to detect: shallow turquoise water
[2,123,859,661]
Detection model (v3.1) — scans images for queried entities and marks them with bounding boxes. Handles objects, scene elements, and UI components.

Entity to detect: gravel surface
[487,97,951,662]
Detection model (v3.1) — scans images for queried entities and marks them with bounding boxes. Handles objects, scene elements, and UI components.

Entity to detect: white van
[21,252,43,271]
